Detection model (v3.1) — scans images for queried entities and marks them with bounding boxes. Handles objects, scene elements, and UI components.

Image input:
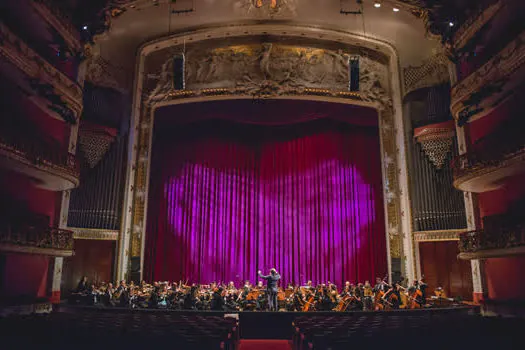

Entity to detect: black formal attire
[210,291,225,311]
[258,272,281,311]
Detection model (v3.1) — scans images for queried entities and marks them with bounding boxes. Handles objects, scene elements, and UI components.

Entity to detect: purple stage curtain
[145,110,387,288]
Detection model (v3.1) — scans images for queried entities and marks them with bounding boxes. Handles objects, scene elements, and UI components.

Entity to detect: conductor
[258,268,281,311]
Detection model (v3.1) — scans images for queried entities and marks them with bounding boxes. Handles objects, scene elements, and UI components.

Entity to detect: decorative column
[456,124,486,302]
[48,257,63,304]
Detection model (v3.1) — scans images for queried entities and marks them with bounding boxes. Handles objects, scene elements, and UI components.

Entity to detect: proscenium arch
[118,24,414,284]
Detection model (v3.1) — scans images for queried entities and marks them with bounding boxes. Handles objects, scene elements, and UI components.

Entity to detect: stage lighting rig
[340,0,363,15]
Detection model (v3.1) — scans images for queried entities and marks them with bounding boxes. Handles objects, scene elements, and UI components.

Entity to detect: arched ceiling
[88,0,447,70]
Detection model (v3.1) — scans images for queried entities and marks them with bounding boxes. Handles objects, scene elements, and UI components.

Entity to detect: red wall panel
[0,169,60,226]
[62,240,115,294]
[1,253,49,298]
[419,241,473,301]
[478,174,525,218]
[484,256,525,300]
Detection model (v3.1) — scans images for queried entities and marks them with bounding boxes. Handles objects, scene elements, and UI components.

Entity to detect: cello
[302,286,319,312]
[408,287,423,309]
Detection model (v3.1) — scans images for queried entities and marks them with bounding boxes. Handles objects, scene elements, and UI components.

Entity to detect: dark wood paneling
[419,241,473,300]
[62,239,115,295]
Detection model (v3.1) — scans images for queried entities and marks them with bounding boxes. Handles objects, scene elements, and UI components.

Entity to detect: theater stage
[59,304,477,340]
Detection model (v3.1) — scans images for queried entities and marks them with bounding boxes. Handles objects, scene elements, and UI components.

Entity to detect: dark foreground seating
[0,312,238,350]
[293,313,524,350]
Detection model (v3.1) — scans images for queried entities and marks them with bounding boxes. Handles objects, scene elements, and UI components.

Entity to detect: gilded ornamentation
[0,138,80,190]
[413,230,462,242]
[0,226,74,255]
[85,55,132,92]
[233,0,298,18]
[31,0,83,55]
[451,31,525,120]
[0,23,83,118]
[452,1,503,51]
[146,44,391,108]
[459,225,525,259]
[70,228,119,241]
[452,146,525,192]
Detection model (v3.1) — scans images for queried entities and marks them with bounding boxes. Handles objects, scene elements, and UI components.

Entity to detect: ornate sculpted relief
[85,55,132,92]
[146,43,391,109]
[233,0,298,18]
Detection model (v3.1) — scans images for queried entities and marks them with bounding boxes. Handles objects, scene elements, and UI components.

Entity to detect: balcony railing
[451,123,525,189]
[459,225,525,258]
[0,225,74,254]
[450,30,525,122]
[0,129,79,179]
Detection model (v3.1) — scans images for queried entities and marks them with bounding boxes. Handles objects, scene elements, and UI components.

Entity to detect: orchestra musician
[210,287,225,311]
[383,282,402,309]
[258,268,281,312]
[363,280,373,311]
[67,274,449,312]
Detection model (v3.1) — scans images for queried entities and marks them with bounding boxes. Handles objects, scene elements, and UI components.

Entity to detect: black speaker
[173,54,185,90]
[349,56,360,92]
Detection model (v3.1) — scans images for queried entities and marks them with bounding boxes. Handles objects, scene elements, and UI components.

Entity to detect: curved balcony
[0,22,83,121]
[452,123,525,193]
[452,147,525,193]
[0,225,74,257]
[30,0,82,55]
[451,30,525,125]
[458,225,525,260]
[0,131,80,191]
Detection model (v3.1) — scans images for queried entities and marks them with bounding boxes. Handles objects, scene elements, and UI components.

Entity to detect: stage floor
[59,304,478,339]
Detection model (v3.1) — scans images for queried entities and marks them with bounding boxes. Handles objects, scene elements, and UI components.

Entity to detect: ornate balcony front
[0,131,80,191]
[30,0,83,56]
[0,225,74,257]
[452,124,525,193]
[450,30,525,126]
[0,22,83,123]
[458,225,525,260]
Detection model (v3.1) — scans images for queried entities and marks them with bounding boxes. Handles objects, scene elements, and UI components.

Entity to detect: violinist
[373,277,388,293]
[329,284,339,309]
[354,283,364,311]
[363,280,373,310]
[211,287,225,311]
[317,285,332,311]
[238,281,253,309]
[418,278,428,303]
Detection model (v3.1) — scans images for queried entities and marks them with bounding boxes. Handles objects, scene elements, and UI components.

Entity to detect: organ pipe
[406,84,467,231]
[68,135,127,230]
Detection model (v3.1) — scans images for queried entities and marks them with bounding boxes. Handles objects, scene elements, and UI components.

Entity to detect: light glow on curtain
[145,114,387,287]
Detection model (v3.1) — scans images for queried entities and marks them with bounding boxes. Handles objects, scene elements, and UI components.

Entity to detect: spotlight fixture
[82,25,88,30]
[449,21,455,27]
[393,7,400,12]
[374,2,381,8]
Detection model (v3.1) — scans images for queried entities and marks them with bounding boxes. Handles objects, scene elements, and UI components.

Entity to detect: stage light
[374,2,381,8]
[449,21,455,27]
[82,25,88,30]
[393,7,400,12]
